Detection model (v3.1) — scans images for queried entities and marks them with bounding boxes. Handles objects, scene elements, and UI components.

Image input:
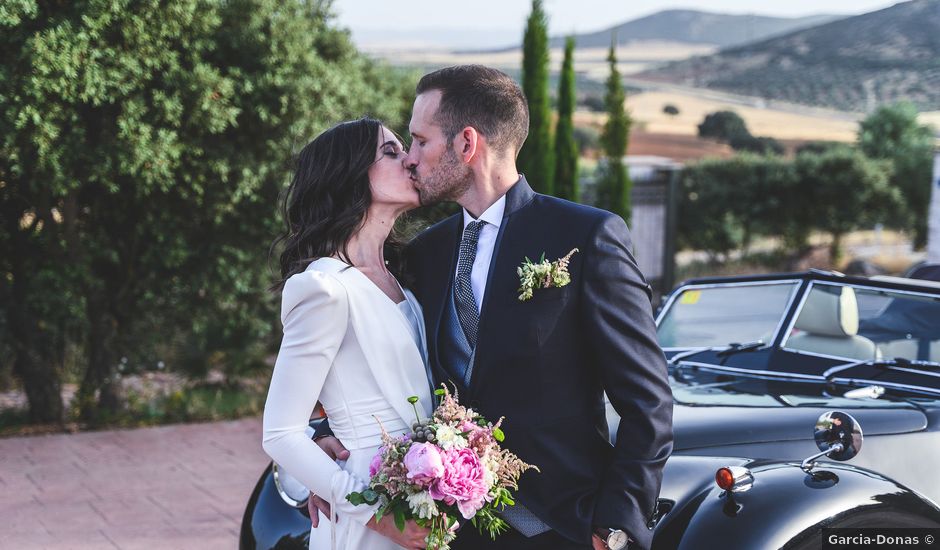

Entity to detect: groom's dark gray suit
[403,176,673,550]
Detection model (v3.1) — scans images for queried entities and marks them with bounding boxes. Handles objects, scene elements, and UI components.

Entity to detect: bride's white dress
[262,257,434,549]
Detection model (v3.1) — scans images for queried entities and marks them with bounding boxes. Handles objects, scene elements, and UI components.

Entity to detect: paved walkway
[0,418,270,549]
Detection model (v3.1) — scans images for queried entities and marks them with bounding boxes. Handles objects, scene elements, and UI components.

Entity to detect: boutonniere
[516,248,579,301]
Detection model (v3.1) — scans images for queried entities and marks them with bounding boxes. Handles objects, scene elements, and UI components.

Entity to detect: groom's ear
[456,126,480,163]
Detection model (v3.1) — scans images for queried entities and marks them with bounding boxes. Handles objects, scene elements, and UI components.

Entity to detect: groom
[315,65,672,550]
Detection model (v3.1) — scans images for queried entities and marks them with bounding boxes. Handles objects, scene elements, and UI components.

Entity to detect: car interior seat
[786,286,878,360]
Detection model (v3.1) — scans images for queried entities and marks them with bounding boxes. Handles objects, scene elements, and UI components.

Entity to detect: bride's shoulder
[280,261,351,318]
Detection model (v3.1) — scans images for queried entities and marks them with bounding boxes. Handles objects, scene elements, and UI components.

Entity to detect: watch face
[608,530,629,550]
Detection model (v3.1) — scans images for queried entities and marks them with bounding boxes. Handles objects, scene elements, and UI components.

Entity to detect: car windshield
[657,281,799,349]
[658,277,940,406]
[782,282,940,363]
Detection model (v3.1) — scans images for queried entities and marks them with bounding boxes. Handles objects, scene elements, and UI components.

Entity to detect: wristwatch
[594,527,630,550]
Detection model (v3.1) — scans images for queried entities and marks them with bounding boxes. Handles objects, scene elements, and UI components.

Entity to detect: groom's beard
[415,146,472,206]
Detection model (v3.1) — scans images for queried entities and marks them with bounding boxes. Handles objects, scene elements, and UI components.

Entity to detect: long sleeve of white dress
[261,270,377,526]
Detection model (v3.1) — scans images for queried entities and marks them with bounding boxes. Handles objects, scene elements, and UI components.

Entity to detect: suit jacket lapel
[469,177,536,396]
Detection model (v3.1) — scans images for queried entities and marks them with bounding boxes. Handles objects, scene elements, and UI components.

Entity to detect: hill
[548,9,840,49]
[637,0,940,112]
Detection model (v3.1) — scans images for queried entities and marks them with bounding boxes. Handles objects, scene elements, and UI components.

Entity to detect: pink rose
[429,447,490,519]
[403,442,445,485]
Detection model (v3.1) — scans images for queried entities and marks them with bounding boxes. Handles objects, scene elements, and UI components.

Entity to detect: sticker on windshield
[680,290,701,304]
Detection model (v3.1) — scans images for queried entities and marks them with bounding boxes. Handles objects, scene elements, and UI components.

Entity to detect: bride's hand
[366,515,431,549]
[308,436,351,528]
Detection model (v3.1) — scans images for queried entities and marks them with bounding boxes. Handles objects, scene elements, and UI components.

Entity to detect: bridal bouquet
[347,385,538,549]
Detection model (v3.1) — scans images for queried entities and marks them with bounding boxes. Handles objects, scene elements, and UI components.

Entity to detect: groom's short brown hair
[416,65,529,157]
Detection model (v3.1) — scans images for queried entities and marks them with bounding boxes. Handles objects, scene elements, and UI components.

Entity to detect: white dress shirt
[457,195,506,311]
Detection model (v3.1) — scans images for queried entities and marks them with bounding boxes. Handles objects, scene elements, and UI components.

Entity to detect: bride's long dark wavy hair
[269,117,404,292]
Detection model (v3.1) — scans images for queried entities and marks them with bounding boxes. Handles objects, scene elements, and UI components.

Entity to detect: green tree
[0,173,77,423]
[795,141,846,156]
[795,147,903,262]
[678,160,746,257]
[729,154,796,249]
[678,154,797,256]
[518,0,554,194]
[698,110,750,143]
[553,36,578,202]
[1,0,411,424]
[597,39,632,223]
[730,135,785,156]
[858,102,935,249]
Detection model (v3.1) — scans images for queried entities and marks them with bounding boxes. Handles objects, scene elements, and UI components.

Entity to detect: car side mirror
[801,411,863,472]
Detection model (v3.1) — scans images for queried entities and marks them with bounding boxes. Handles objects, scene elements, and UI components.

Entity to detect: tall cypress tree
[598,38,633,223]
[554,36,579,202]
[518,0,554,195]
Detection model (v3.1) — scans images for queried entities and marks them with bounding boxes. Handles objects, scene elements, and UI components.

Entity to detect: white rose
[435,425,467,450]
[483,456,500,488]
[407,490,439,519]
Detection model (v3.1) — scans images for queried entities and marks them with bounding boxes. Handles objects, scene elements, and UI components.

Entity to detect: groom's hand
[308,436,351,528]
[316,434,351,460]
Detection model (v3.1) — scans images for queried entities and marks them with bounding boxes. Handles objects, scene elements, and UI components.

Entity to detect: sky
[334,0,899,45]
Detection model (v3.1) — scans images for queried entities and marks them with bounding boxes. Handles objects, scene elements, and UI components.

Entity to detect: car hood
[671,403,927,451]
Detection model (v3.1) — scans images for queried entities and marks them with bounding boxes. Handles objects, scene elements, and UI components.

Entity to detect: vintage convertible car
[241,270,940,549]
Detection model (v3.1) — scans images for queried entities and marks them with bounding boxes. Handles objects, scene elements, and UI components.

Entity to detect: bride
[262,118,433,549]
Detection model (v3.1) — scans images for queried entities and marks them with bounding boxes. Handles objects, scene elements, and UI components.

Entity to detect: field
[368,42,940,151]
[623,89,861,142]
[920,111,940,129]
[624,130,735,162]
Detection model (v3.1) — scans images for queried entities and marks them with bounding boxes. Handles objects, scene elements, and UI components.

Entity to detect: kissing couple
[261,64,673,550]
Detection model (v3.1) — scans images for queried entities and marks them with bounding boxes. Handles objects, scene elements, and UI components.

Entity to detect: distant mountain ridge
[549,9,841,49]
[638,0,940,112]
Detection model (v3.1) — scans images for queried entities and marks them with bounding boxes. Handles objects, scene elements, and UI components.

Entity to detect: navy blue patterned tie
[455,220,486,350]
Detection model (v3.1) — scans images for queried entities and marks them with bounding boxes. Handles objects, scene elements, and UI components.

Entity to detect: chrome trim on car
[675,360,940,398]
[679,361,940,402]
[675,360,827,382]
[784,347,863,362]
[779,281,815,351]
[272,462,309,509]
[823,358,875,379]
[824,360,940,381]
[843,386,885,399]
[828,377,940,398]
[668,345,752,365]
[719,466,754,492]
